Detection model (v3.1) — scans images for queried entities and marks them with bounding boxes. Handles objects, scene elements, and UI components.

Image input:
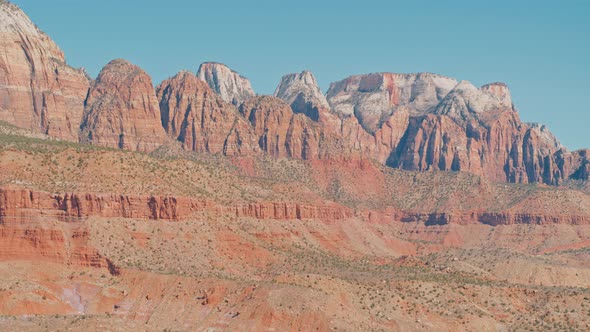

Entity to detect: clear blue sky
[13,0,589,150]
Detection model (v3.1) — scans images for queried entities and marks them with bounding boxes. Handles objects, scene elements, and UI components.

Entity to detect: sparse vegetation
[1,121,590,331]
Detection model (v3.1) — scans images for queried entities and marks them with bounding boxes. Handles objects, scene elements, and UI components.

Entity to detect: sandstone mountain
[384,79,588,184]
[157,71,259,155]
[0,1,587,186]
[327,72,588,184]
[0,1,89,140]
[80,59,166,152]
[196,62,255,106]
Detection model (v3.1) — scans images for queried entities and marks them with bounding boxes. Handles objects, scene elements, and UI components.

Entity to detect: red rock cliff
[0,2,90,140]
[157,71,259,155]
[80,59,166,152]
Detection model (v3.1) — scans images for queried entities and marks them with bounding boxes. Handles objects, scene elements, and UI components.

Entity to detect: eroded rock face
[0,186,352,223]
[274,71,330,122]
[0,2,90,140]
[323,75,583,185]
[326,73,457,133]
[80,59,166,152]
[573,150,590,180]
[157,71,259,155]
[387,97,573,184]
[239,96,321,159]
[196,62,255,106]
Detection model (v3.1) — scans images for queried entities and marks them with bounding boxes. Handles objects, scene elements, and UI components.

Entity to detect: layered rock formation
[157,71,259,155]
[0,2,90,140]
[0,186,352,223]
[3,185,590,227]
[274,71,330,122]
[365,209,590,226]
[271,71,406,162]
[481,82,512,107]
[80,59,166,152]
[196,62,255,106]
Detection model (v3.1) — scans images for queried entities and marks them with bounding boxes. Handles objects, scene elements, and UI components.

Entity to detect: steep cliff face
[274,71,330,122]
[0,2,90,140]
[481,82,512,108]
[546,149,590,183]
[239,96,321,159]
[196,62,255,106]
[0,186,352,223]
[3,186,589,227]
[325,74,581,184]
[80,59,166,152]
[157,71,259,155]
[573,150,590,180]
[388,84,567,184]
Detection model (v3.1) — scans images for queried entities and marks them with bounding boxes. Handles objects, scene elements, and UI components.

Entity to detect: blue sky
[13,0,589,149]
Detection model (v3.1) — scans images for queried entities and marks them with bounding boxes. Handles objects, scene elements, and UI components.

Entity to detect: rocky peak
[157,70,219,137]
[481,82,512,109]
[80,59,166,152]
[157,70,259,155]
[273,70,330,121]
[0,1,90,140]
[326,72,457,133]
[434,80,514,123]
[275,71,322,93]
[93,59,145,84]
[196,62,255,106]
[1,1,45,35]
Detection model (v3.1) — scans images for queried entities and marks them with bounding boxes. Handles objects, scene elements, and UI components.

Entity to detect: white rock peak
[274,70,330,109]
[434,80,514,121]
[196,62,255,106]
[0,1,64,60]
[1,1,38,34]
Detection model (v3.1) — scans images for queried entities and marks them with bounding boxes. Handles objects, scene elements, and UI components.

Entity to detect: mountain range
[1,1,587,186]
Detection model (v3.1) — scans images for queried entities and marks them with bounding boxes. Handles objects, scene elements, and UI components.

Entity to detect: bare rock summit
[196,62,255,106]
[80,59,166,152]
[326,73,457,133]
[274,71,330,121]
